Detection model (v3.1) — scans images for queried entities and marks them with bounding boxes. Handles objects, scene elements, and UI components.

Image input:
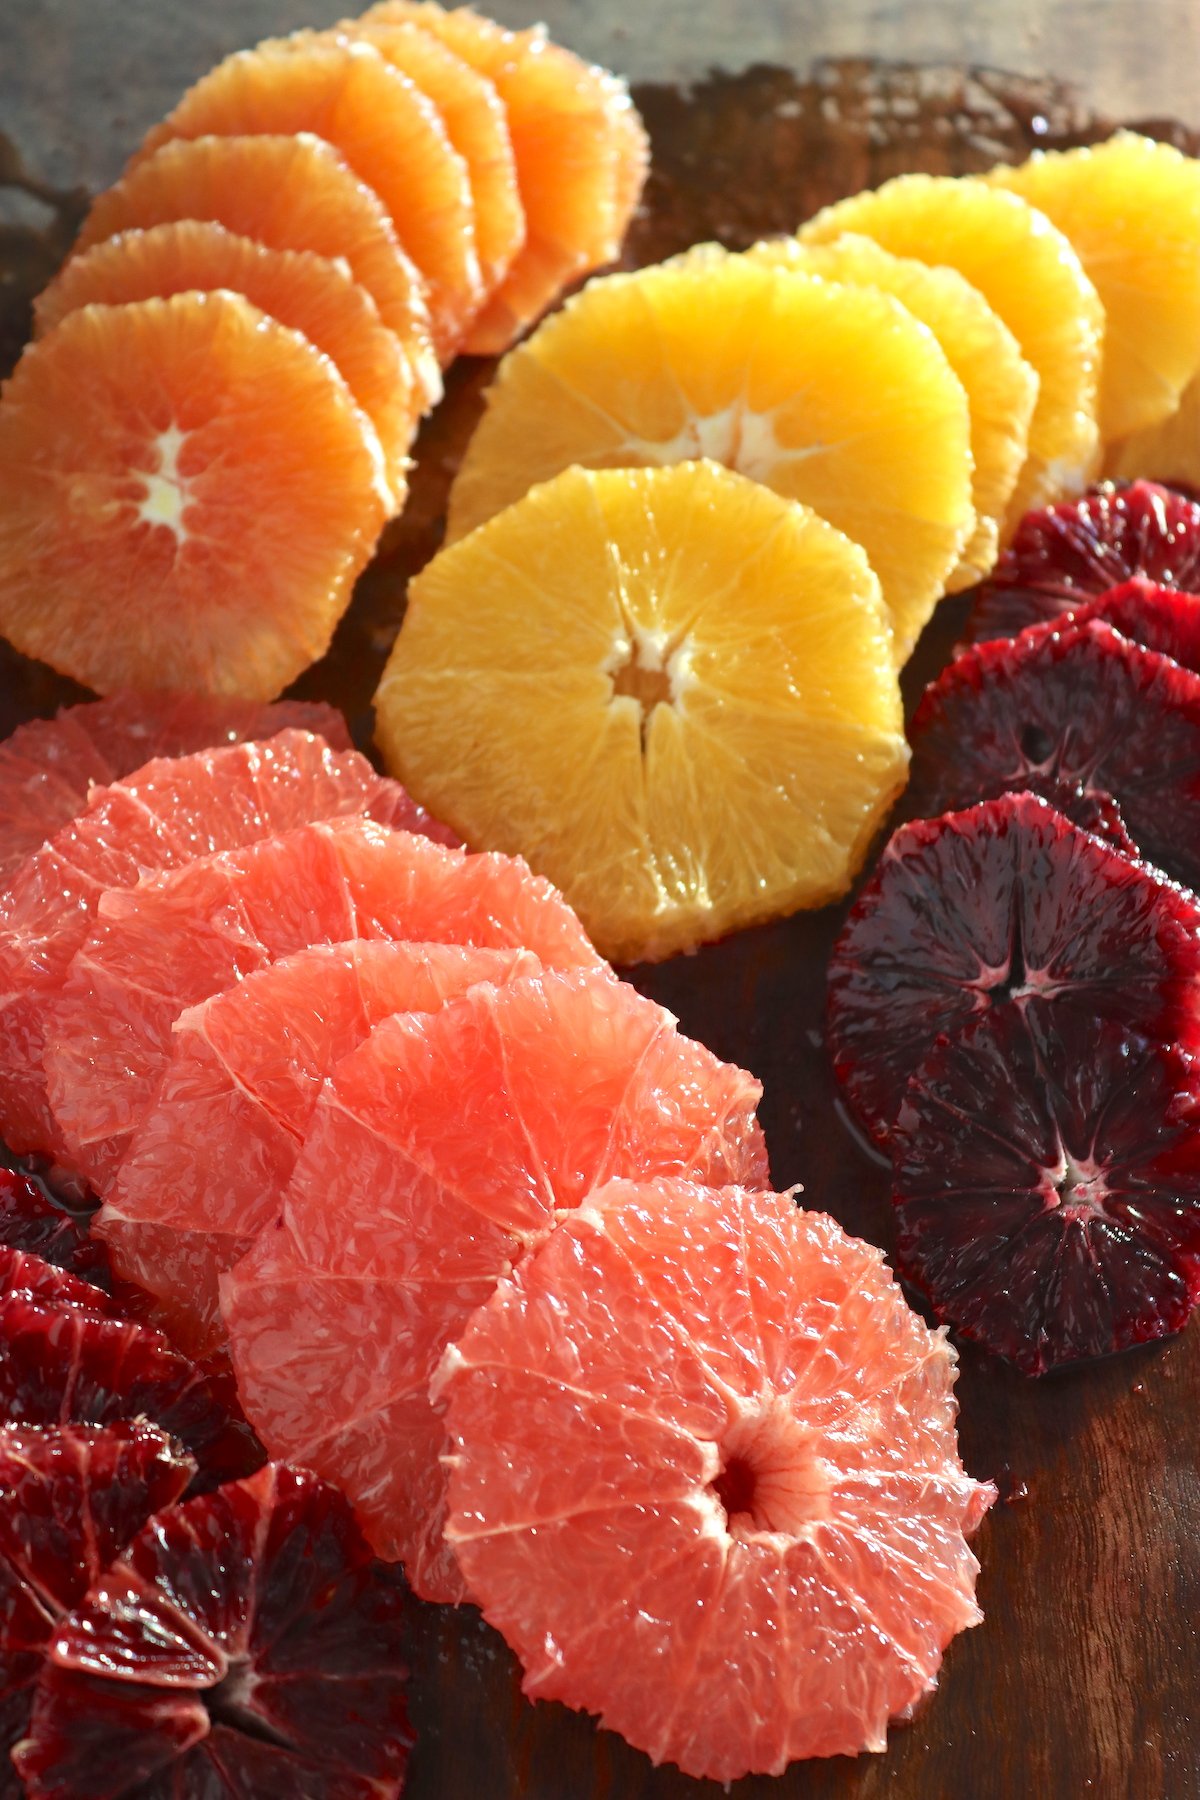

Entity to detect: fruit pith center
[608,624,691,735]
[710,1397,833,1540]
[1046,1149,1111,1220]
[135,425,193,542]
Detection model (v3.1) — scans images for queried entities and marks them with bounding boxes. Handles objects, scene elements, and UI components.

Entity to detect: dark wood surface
[4,7,1200,1798]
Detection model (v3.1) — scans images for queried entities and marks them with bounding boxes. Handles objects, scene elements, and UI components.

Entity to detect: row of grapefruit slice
[0,693,993,1780]
[0,3,649,702]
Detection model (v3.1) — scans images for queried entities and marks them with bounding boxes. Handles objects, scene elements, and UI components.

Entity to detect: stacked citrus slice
[0,3,648,701]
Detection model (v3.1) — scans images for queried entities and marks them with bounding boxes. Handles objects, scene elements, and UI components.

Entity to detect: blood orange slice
[0,730,428,1161]
[362,1,648,353]
[71,133,440,410]
[223,968,768,1602]
[45,816,602,1187]
[99,939,542,1358]
[0,691,348,887]
[0,293,388,701]
[437,1179,993,1777]
[36,222,418,506]
[137,36,482,359]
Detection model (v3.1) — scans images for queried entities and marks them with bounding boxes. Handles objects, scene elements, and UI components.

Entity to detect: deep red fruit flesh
[13,1462,413,1799]
[965,578,1200,676]
[965,481,1200,642]
[0,1168,108,1291]
[827,792,1200,1142]
[905,620,1200,890]
[892,1001,1200,1374]
[0,1422,194,1760]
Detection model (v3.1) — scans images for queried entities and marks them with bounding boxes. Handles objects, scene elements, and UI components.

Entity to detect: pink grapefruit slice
[99,938,542,1358]
[0,692,348,887]
[222,968,768,1603]
[44,817,602,1188]
[0,731,433,1162]
[437,1178,994,1779]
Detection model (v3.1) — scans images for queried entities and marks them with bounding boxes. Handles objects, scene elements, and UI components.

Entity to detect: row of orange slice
[372,132,1200,962]
[0,3,649,701]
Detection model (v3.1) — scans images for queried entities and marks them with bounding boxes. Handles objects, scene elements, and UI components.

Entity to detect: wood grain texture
[3,6,1200,1798]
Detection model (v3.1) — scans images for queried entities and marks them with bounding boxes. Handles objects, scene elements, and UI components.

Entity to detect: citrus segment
[71,133,440,409]
[361,1,648,354]
[98,939,542,1356]
[222,969,769,1601]
[0,294,387,701]
[445,260,974,658]
[988,133,1200,442]
[0,692,348,887]
[437,1179,993,1778]
[719,234,1038,587]
[798,173,1103,523]
[379,463,908,960]
[36,222,418,504]
[136,37,481,359]
[44,816,602,1186]
[1106,375,1200,492]
[0,730,425,1161]
[333,17,524,296]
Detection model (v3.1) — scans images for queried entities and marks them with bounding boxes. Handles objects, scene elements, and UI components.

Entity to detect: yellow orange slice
[72,133,441,409]
[799,174,1104,524]
[136,36,482,359]
[0,293,387,700]
[362,1,648,353]
[376,461,909,961]
[988,133,1200,442]
[1105,374,1200,489]
[446,257,974,660]
[36,221,417,508]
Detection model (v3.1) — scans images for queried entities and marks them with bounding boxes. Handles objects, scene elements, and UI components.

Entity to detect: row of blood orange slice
[0,2,649,701]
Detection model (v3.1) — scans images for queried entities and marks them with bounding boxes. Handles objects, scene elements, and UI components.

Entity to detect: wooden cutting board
[3,7,1200,1797]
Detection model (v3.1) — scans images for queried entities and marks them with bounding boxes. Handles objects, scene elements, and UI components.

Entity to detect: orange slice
[377,462,909,961]
[71,133,440,410]
[36,221,417,509]
[799,174,1104,524]
[362,1,648,354]
[988,133,1200,442]
[0,293,387,700]
[1105,375,1200,489]
[330,16,523,297]
[445,257,974,660]
[136,37,481,360]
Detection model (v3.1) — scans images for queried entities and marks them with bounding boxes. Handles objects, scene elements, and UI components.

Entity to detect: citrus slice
[987,133,1200,442]
[379,463,908,960]
[71,132,440,409]
[798,173,1104,523]
[692,234,1038,588]
[0,293,387,701]
[332,16,523,296]
[136,37,481,359]
[44,815,603,1188]
[0,692,348,887]
[1106,375,1200,490]
[98,939,541,1358]
[437,1178,994,1778]
[222,968,769,1602]
[0,730,429,1162]
[36,222,418,506]
[361,1,648,354]
[444,260,974,658]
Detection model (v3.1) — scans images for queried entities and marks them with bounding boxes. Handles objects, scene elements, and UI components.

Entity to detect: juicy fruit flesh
[905,618,1200,893]
[44,815,602,1188]
[967,579,1200,681]
[447,259,975,661]
[0,1170,108,1292]
[798,172,1104,523]
[0,729,422,1162]
[0,292,387,702]
[72,131,441,409]
[1108,366,1200,494]
[222,967,769,1603]
[378,461,909,961]
[137,34,483,358]
[13,1462,413,1799]
[893,1003,1200,1373]
[438,1179,993,1781]
[964,480,1200,643]
[36,220,419,504]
